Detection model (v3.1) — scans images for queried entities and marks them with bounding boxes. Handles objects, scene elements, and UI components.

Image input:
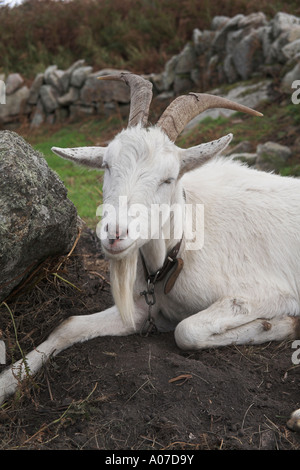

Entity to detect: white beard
[109,249,138,329]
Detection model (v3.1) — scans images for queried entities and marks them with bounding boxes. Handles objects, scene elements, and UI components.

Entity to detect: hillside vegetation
[1,0,300,78]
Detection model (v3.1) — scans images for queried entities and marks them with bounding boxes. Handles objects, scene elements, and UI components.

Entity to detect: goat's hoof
[287,409,300,432]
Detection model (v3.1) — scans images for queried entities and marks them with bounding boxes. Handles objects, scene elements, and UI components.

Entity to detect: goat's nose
[107,224,128,244]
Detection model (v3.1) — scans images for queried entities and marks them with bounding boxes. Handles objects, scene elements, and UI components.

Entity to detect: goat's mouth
[101,240,137,259]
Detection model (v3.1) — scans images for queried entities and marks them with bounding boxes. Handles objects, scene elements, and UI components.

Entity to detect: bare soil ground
[0,228,299,451]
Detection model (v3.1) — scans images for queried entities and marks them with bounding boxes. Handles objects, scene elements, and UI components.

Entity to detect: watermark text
[291,80,300,104]
[0,339,6,365]
[96,197,204,251]
[0,80,5,105]
[291,340,300,365]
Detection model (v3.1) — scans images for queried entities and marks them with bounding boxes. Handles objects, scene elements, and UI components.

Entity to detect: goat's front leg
[0,305,143,405]
[174,296,299,350]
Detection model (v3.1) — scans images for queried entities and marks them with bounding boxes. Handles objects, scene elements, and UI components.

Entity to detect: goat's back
[181,157,300,301]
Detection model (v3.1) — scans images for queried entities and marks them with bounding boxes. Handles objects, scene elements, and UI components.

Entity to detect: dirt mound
[0,228,299,450]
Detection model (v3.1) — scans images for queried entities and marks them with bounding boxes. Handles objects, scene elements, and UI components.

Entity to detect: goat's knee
[174,298,252,350]
[174,318,203,350]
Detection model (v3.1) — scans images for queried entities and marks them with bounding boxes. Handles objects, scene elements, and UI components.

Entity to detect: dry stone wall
[0,11,300,127]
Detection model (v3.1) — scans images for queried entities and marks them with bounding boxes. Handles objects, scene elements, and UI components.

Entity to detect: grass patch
[178,100,300,152]
[34,130,102,228]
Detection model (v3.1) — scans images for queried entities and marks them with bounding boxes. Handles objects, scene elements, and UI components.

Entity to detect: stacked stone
[153,11,300,93]
[0,12,300,127]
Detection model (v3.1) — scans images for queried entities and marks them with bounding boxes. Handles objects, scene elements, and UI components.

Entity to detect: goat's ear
[51,146,105,169]
[178,133,233,178]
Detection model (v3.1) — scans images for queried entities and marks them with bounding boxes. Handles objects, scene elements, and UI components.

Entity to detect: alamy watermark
[290,83,300,364]
[291,340,300,365]
[96,197,204,251]
[0,80,5,105]
[0,339,6,365]
[291,80,300,104]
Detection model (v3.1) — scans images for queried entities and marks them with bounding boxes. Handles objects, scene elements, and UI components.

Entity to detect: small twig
[148,346,152,374]
[162,440,201,450]
[89,271,110,286]
[140,435,165,449]
[52,273,82,291]
[241,402,255,431]
[169,374,193,385]
[80,382,98,404]
[55,227,82,273]
[126,378,150,403]
[263,414,280,431]
[190,372,209,384]
[233,345,257,364]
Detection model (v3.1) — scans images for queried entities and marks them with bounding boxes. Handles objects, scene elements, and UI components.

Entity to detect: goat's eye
[162,178,174,185]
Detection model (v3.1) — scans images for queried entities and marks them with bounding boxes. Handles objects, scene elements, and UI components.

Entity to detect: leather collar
[139,237,184,295]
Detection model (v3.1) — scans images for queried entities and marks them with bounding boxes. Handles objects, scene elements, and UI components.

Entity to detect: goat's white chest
[153,269,208,327]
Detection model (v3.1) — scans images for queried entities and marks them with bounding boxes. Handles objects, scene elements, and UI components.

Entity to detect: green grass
[178,101,299,149]
[30,125,105,228]
[177,100,300,176]
[25,114,125,228]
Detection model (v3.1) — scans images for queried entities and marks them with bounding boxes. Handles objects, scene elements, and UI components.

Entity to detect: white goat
[0,73,299,431]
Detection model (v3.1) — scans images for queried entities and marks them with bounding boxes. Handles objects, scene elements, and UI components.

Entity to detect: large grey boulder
[0,131,79,302]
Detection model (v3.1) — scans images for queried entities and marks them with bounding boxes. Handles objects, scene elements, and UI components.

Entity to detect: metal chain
[140,273,160,337]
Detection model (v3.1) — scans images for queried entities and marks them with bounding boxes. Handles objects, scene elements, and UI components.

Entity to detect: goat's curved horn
[157,92,263,142]
[98,72,153,127]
